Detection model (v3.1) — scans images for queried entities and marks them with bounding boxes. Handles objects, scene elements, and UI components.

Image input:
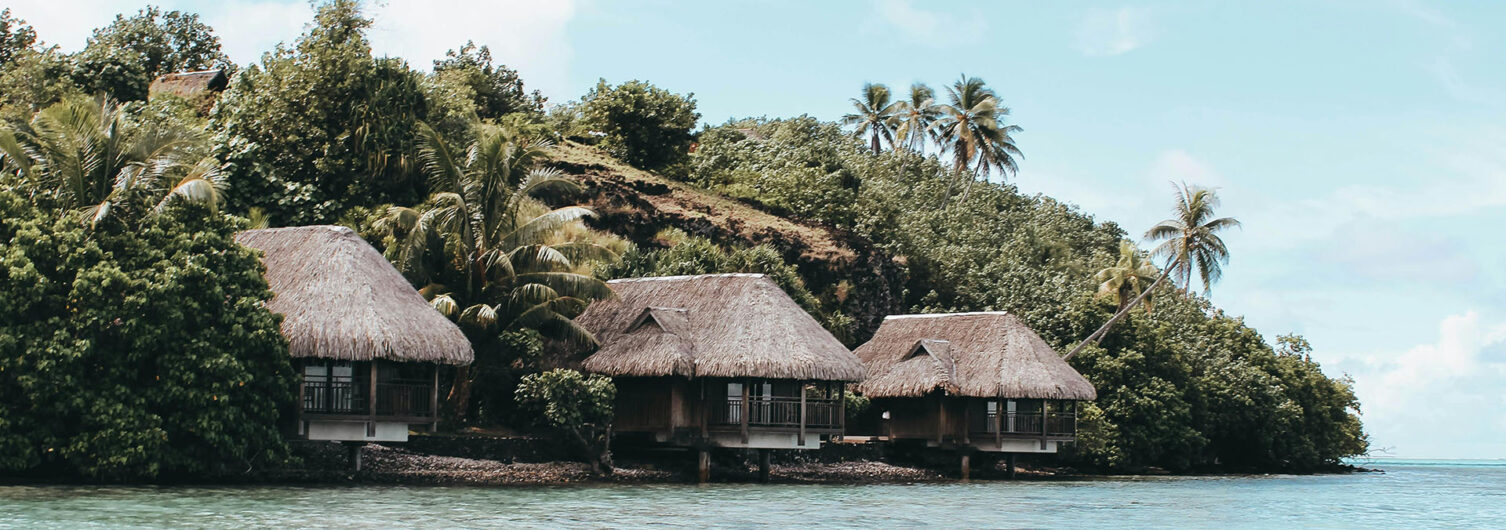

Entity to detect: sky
[10,0,1505,460]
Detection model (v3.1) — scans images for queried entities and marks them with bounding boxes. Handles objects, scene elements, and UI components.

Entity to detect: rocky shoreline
[266,443,1062,486]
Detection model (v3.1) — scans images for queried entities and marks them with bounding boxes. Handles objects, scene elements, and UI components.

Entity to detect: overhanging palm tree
[841,83,899,154]
[378,122,615,420]
[1063,182,1239,360]
[893,83,940,153]
[1095,241,1160,314]
[0,96,224,225]
[934,75,1022,199]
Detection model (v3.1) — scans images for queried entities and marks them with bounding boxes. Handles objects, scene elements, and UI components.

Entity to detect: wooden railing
[711,397,842,429]
[303,379,364,414]
[971,412,1077,437]
[303,379,433,418]
[374,383,433,417]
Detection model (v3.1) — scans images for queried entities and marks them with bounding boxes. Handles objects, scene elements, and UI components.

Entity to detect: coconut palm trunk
[445,365,474,423]
[1063,269,1171,361]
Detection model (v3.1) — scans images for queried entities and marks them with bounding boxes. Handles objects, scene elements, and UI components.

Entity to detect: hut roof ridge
[856,311,1094,400]
[578,273,863,381]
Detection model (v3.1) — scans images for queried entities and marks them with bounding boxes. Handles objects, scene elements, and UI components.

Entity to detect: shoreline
[0,439,1371,488]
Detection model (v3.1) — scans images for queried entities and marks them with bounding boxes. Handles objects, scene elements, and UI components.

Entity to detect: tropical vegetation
[0,0,1366,478]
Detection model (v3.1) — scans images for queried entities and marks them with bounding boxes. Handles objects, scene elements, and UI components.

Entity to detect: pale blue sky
[14,0,1505,459]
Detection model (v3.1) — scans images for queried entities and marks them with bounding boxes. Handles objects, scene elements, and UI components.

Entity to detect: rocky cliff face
[549,142,903,344]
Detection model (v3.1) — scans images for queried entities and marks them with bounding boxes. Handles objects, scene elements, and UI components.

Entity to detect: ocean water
[1,459,1502,528]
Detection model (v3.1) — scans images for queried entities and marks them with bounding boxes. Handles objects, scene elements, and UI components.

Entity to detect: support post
[960,452,971,480]
[798,382,808,447]
[699,380,709,440]
[740,380,751,445]
[429,365,440,432]
[348,442,363,472]
[837,383,847,441]
[368,361,378,438]
[961,400,971,445]
[697,448,710,484]
[295,363,306,438]
[995,397,1003,450]
[935,394,945,445]
[1040,400,1050,450]
[758,449,771,483]
[1006,453,1017,479]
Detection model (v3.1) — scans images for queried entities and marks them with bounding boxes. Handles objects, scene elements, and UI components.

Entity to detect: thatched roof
[234,226,473,365]
[578,274,864,381]
[149,69,228,99]
[856,312,1095,400]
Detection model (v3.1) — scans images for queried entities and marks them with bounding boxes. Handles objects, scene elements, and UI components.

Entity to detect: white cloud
[1075,7,1151,57]
[1351,311,1506,458]
[873,0,984,47]
[4,1,577,102]
[5,0,122,51]
[200,1,312,65]
[1148,149,1225,188]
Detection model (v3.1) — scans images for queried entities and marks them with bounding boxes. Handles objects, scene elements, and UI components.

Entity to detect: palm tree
[1095,241,1160,314]
[0,96,224,225]
[1063,182,1239,360]
[378,122,615,421]
[893,83,940,153]
[841,83,899,154]
[934,75,1022,199]
[1145,183,1242,294]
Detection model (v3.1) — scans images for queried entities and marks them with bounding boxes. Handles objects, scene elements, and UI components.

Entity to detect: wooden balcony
[710,397,843,432]
[302,380,435,423]
[969,411,1078,439]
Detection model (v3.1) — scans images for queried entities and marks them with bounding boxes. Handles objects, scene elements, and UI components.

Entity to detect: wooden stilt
[1007,453,1017,479]
[697,448,711,483]
[348,442,363,472]
[960,452,971,480]
[758,449,771,483]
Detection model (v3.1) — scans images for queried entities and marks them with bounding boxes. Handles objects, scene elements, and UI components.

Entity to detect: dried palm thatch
[578,274,864,381]
[235,226,474,365]
[856,312,1095,400]
[148,69,228,99]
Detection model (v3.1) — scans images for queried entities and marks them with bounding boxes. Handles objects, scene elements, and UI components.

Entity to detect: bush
[579,79,699,171]
[0,194,295,480]
[515,369,616,474]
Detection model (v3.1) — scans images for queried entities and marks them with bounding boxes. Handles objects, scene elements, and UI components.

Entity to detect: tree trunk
[871,133,882,155]
[594,428,615,476]
[1063,270,1171,361]
[445,365,473,425]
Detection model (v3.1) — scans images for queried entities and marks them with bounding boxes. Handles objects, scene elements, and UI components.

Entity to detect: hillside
[548,141,903,342]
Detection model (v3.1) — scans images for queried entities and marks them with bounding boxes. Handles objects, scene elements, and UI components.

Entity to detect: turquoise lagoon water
[1,459,1502,528]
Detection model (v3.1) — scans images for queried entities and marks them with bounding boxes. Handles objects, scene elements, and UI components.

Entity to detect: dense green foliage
[0,193,294,480]
[0,0,1366,478]
[0,96,222,226]
[577,79,699,171]
[372,122,616,422]
[0,9,37,69]
[515,369,616,474]
[72,7,232,102]
[210,0,429,225]
[432,41,545,120]
[683,117,1366,471]
[0,12,82,124]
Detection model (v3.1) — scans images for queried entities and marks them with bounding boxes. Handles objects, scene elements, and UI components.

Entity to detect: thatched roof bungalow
[856,312,1095,458]
[576,273,863,468]
[148,68,228,103]
[236,226,473,447]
